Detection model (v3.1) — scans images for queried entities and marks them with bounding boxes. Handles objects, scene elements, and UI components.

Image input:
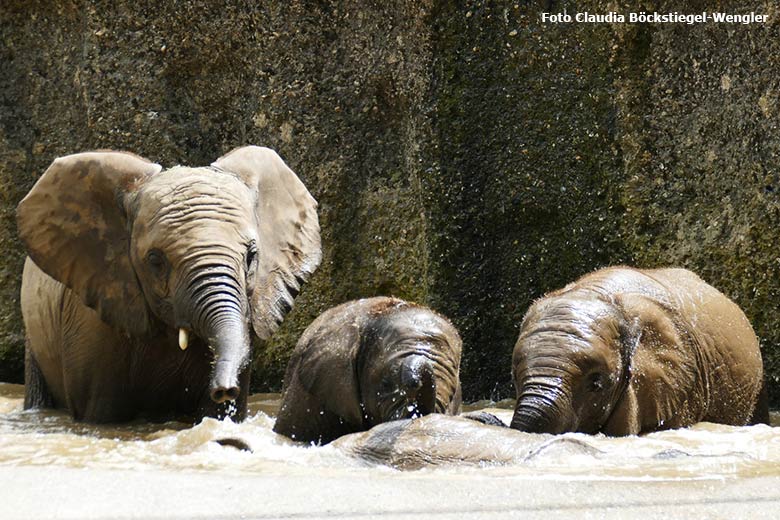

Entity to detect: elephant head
[509,266,767,436]
[274,297,462,444]
[510,295,641,434]
[355,302,463,423]
[17,146,320,407]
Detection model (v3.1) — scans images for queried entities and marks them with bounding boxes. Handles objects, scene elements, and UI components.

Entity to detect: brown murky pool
[2,382,780,518]
[2,382,779,479]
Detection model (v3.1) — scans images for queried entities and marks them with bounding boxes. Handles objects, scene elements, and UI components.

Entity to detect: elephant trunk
[511,401,561,433]
[400,355,436,415]
[184,261,251,404]
[204,315,250,403]
[510,376,572,434]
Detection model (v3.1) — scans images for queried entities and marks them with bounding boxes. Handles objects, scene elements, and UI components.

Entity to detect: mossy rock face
[612,1,780,400]
[1,1,779,405]
[0,1,436,393]
[422,2,631,399]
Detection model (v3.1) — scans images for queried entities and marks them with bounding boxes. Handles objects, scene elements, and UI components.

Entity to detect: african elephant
[331,414,598,470]
[273,297,462,444]
[511,266,766,435]
[18,146,320,423]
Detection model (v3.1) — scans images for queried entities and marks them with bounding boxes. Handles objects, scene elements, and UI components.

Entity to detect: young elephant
[18,147,320,423]
[273,297,462,444]
[511,267,766,435]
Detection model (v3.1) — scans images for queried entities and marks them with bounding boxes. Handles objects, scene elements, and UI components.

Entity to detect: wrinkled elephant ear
[604,293,689,435]
[212,146,321,340]
[615,292,679,369]
[294,317,364,426]
[17,151,161,335]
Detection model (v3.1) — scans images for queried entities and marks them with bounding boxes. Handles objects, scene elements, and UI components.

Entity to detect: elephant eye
[379,378,395,395]
[246,242,258,270]
[146,249,167,272]
[588,373,605,392]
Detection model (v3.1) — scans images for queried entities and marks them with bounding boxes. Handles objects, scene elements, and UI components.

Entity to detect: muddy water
[1,382,779,481]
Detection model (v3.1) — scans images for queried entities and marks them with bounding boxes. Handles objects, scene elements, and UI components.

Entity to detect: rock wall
[1,0,778,404]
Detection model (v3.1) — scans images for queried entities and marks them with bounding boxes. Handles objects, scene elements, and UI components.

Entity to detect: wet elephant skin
[510,266,766,436]
[273,297,462,444]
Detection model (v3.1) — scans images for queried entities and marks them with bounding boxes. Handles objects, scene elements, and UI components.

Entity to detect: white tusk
[179,328,189,351]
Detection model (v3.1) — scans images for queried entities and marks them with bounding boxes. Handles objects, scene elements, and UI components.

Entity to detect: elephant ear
[294,316,364,427]
[615,293,684,373]
[606,293,694,433]
[212,146,321,340]
[17,151,161,335]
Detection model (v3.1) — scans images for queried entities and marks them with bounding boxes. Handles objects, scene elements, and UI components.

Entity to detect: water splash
[1,384,779,480]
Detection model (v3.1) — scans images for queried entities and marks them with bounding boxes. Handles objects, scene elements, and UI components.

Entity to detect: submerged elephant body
[511,267,765,435]
[273,297,462,444]
[19,147,320,423]
[332,414,582,470]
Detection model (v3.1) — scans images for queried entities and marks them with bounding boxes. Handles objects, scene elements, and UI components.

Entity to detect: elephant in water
[18,146,321,423]
[510,266,766,435]
[273,297,462,444]
[331,414,600,470]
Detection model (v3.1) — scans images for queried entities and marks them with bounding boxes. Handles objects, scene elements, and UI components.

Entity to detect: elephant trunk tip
[210,385,240,404]
[209,357,244,404]
[400,356,434,394]
[400,356,436,415]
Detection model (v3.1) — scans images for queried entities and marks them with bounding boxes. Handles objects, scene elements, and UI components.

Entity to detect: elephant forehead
[138,166,254,215]
[532,296,616,324]
[366,335,461,377]
[398,308,457,335]
[375,313,458,351]
[523,297,621,341]
[131,168,256,251]
[514,324,620,371]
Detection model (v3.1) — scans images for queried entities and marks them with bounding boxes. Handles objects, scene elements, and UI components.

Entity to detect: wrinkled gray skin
[511,267,766,435]
[330,267,765,470]
[273,297,462,444]
[331,414,599,470]
[18,146,320,423]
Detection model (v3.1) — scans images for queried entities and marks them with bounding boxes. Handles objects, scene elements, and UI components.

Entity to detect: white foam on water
[1,383,779,482]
